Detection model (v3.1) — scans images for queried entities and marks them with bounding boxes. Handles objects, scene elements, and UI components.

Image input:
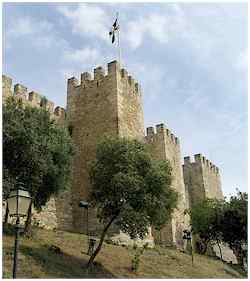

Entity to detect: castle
[2,60,223,247]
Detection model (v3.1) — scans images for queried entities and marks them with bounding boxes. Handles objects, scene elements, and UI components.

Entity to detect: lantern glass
[7,189,31,217]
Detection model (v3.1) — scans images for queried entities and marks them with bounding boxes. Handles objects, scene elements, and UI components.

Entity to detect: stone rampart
[145,123,188,248]
[67,61,144,233]
[183,153,223,208]
[2,75,66,122]
[3,61,225,249]
[2,74,69,231]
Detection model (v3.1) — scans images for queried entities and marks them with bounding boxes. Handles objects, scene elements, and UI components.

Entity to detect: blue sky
[3,3,248,197]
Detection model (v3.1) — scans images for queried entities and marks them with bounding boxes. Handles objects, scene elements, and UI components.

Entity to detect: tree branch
[87,213,119,267]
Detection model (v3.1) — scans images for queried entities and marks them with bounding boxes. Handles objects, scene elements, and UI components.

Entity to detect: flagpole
[116,12,122,67]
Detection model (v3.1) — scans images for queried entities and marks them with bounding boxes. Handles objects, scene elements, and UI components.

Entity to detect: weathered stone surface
[55,190,73,231]
[2,75,67,231]
[2,74,66,124]
[110,229,154,248]
[66,61,144,234]
[213,243,237,264]
[2,198,57,230]
[2,63,224,249]
[182,154,223,208]
[32,197,58,230]
[145,123,188,248]
[2,75,13,102]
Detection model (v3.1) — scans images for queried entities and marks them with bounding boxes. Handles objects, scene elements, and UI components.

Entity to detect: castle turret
[2,75,13,101]
[2,75,65,125]
[145,123,188,248]
[66,60,144,233]
[182,154,223,208]
[14,83,27,101]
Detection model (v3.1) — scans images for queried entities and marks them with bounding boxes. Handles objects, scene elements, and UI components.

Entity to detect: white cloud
[5,16,64,50]
[33,37,53,49]
[126,18,145,49]
[57,4,110,41]
[126,14,171,49]
[56,3,188,50]
[127,61,166,103]
[125,4,187,49]
[63,47,103,66]
[8,16,52,38]
[60,68,80,81]
[60,46,112,82]
[235,49,248,72]
[8,17,34,36]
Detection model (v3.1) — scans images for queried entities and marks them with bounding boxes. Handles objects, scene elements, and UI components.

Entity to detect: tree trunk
[24,202,32,236]
[3,204,9,227]
[87,215,118,268]
[199,239,208,255]
[232,246,243,266]
[216,238,223,260]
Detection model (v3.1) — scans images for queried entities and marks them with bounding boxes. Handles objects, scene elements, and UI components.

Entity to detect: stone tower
[2,75,13,102]
[66,60,144,233]
[145,123,188,248]
[182,153,223,208]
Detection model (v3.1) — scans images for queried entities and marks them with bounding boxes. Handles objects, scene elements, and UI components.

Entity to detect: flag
[109,17,119,44]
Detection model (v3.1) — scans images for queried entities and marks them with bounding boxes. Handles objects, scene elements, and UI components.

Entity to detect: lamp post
[183,229,193,266]
[79,201,90,253]
[7,184,31,278]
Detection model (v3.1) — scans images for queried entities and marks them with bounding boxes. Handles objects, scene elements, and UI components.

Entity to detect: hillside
[3,227,246,278]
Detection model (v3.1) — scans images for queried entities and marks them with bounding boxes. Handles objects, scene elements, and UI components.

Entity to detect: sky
[2,2,248,198]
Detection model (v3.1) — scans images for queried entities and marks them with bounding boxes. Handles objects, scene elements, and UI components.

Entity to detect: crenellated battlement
[3,74,12,89]
[54,106,66,119]
[67,60,141,96]
[14,83,28,102]
[146,123,180,146]
[183,153,223,204]
[3,58,224,246]
[2,75,66,120]
[183,153,219,174]
[2,75,13,100]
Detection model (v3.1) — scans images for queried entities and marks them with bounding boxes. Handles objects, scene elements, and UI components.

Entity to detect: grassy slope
[3,227,245,278]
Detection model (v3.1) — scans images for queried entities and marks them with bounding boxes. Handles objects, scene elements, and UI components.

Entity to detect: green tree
[220,190,247,267]
[3,97,73,233]
[87,136,178,267]
[190,198,224,258]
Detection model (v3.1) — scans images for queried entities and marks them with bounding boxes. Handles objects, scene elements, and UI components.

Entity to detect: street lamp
[7,185,31,278]
[183,229,193,266]
[79,201,90,253]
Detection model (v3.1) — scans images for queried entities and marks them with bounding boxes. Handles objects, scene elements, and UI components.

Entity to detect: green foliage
[87,136,178,266]
[220,190,247,266]
[90,136,178,240]
[131,243,148,272]
[3,97,73,210]
[190,190,248,270]
[3,227,245,278]
[190,198,224,254]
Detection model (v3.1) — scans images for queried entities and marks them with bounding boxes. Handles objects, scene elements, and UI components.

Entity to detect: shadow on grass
[3,223,16,236]
[20,244,116,278]
[3,223,39,239]
[227,263,248,278]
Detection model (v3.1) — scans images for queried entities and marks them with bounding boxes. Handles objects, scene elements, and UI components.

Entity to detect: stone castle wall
[3,75,12,102]
[3,60,224,247]
[183,153,223,208]
[2,75,66,122]
[2,74,72,231]
[145,123,188,248]
[117,67,144,140]
[66,61,145,234]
